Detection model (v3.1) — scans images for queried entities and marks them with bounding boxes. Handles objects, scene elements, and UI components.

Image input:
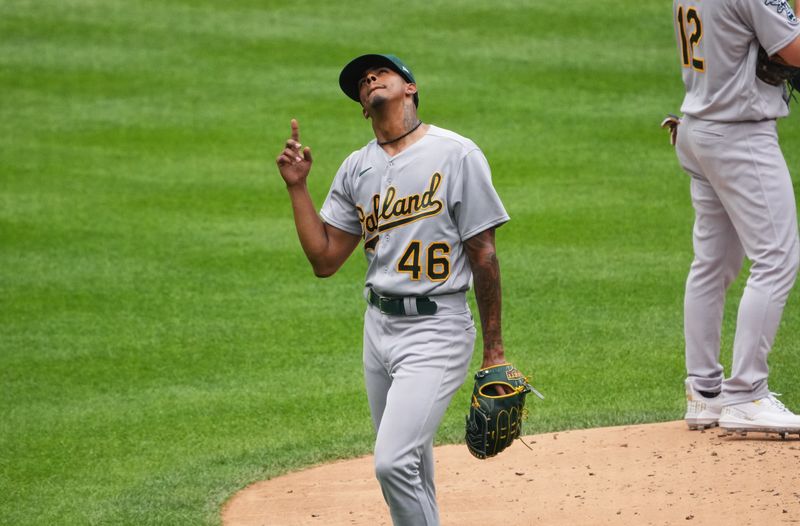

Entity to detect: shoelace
[766,392,790,413]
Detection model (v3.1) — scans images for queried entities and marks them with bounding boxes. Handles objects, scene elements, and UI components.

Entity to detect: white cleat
[718,393,800,437]
[684,379,722,430]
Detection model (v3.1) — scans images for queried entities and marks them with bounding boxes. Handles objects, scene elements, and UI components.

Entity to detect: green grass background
[2,0,799,524]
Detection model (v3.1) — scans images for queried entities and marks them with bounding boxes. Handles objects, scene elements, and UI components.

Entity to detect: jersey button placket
[381,159,393,274]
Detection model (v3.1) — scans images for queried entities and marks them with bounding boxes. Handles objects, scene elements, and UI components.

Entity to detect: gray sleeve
[450,149,510,241]
[319,158,362,236]
[739,0,800,55]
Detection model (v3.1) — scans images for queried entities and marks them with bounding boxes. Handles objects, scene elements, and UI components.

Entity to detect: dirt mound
[222,421,800,525]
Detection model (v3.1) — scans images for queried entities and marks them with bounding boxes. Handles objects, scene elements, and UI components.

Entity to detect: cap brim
[339,54,416,105]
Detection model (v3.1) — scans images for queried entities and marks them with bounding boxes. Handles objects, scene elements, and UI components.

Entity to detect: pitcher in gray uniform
[275,53,513,525]
[670,0,800,434]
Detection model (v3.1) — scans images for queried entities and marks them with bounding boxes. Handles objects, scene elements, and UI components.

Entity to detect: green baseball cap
[339,54,419,107]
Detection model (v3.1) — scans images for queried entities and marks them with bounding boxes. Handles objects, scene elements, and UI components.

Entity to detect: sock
[698,390,720,399]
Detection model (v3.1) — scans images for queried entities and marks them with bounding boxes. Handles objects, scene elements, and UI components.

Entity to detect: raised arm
[276,119,360,277]
[464,228,505,369]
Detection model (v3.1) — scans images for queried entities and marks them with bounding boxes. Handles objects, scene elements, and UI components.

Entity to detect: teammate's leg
[684,173,745,392]
[693,120,800,404]
[678,119,745,396]
[370,311,475,526]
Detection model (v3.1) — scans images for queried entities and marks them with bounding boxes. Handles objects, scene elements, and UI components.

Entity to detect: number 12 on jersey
[677,5,705,72]
[397,241,451,281]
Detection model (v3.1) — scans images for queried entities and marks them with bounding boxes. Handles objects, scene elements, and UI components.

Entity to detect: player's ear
[362,108,370,119]
[406,83,417,96]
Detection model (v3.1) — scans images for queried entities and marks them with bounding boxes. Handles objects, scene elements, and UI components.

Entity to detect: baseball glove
[465,363,543,459]
[756,46,800,88]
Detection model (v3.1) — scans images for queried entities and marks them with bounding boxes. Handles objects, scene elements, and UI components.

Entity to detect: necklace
[378,121,423,146]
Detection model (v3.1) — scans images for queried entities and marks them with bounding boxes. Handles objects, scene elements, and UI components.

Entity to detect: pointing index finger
[290,119,300,143]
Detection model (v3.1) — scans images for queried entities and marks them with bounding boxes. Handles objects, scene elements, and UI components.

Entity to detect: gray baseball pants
[676,116,799,405]
[363,292,475,526]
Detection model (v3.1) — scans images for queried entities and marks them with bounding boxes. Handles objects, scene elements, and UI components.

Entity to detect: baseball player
[275,54,511,525]
[669,0,800,434]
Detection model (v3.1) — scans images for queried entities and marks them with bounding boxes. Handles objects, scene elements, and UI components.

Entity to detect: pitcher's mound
[222,420,800,525]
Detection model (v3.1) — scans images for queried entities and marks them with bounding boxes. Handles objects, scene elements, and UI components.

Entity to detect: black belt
[367,289,438,316]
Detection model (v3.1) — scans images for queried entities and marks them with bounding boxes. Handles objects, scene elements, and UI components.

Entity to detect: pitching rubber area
[221,421,800,525]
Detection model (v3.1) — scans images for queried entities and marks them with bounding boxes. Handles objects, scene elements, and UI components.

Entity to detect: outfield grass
[2,1,799,524]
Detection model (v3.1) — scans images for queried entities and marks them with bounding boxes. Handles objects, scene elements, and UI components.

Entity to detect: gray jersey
[674,0,800,121]
[320,125,509,297]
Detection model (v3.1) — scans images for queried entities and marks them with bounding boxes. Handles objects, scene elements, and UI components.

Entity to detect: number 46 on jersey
[397,241,450,281]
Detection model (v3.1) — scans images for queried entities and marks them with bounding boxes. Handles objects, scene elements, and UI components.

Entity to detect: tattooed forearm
[473,251,503,349]
[465,229,504,362]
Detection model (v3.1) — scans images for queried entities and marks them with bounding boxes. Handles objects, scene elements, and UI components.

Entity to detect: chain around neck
[378,121,423,146]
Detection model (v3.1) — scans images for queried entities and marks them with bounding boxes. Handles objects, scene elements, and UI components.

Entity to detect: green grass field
[2,0,800,524]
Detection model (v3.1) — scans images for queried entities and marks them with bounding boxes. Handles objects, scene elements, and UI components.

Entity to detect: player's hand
[276,119,313,188]
[491,384,514,396]
[481,354,514,395]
